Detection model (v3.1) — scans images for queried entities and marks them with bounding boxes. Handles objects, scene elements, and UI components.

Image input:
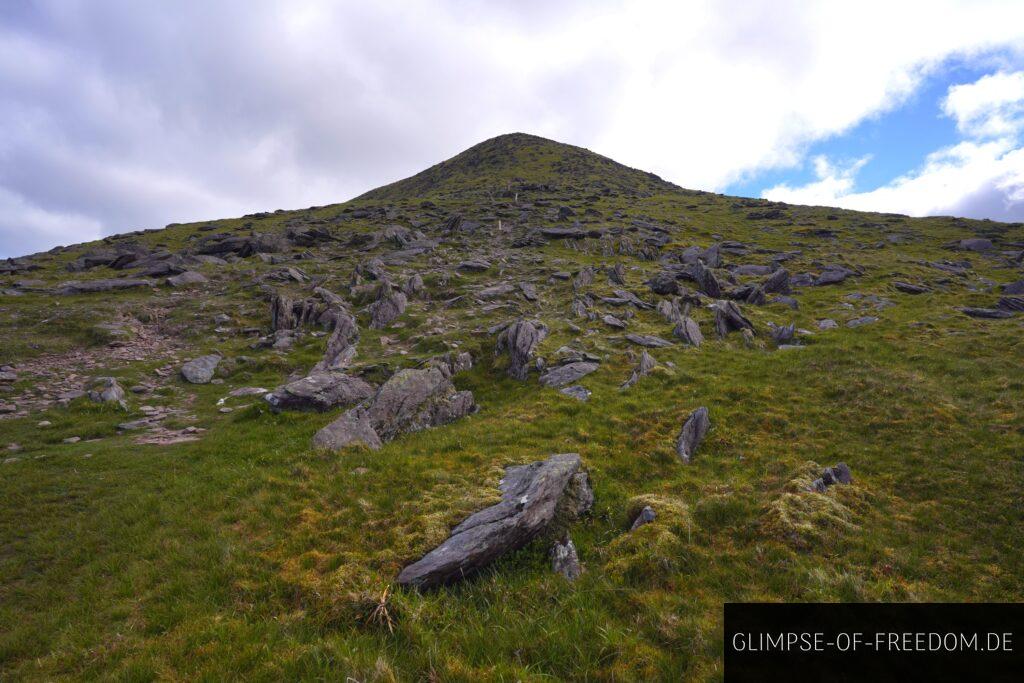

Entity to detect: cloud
[2,1,1024,256]
[763,70,1024,221]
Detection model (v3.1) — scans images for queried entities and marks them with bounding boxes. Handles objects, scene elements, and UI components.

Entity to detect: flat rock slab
[560,385,591,401]
[265,372,374,412]
[56,279,153,295]
[624,334,673,348]
[961,307,1014,319]
[397,453,592,590]
[540,362,599,387]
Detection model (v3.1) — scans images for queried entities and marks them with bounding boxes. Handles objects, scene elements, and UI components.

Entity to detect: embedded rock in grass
[312,366,475,450]
[495,319,547,380]
[960,307,1013,319]
[629,505,656,531]
[957,238,994,252]
[813,265,855,286]
[457,259,491,272]
[997,296,1024,312]
[673,314,704,347]
[620,349,656,390]
[846,316,879,327]
[397,452,592,589]
[265,372,374,412]
[88,377,126,405]
[550,536,582,581]
[56,279,153,295]
[166,271,208,287]
[181,354,221,384]
[368,282,408,329]
[809,462,853,493]
[560,385,591,401]
[603,314,627,329]
[1003,279,1024,295]
[817,318,839,330]
[769,322,795,345]
[762,268,790,294]
[539,361,599,388]
[519,282,538,301]
[624,333,673,348]
[693,262,722,298]
[676,406,710,464]
[893,281,930,294]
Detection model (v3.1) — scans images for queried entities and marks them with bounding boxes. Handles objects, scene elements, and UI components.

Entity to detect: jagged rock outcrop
[397,453,592,589]
[495,320,547,380]
[620,350,656,389]
[713,300,755,337]
[312,366,475,450]
[809,462,853,493]
[312,311,359,372]
[368,281,408,329]
[673,312,704,347]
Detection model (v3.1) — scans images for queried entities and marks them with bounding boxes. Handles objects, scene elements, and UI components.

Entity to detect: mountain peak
[358,132,680,201]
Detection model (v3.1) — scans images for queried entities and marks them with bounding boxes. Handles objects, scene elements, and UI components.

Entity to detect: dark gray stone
[540,362,599,387]
[961,307,1013,319]
[368,282,408,329]
[629,505,656,531]
[181,354,220,384]
[495,320,547,380]
[265,372,374,412]
[676,406,710,464]
[397,453,592,589]
[624,334,673,348]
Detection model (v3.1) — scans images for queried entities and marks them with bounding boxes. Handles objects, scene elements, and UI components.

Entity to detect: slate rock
[88,377,126,405]
[996,297,1024,312]
[762,268,791,294]
[694,262,722,298]
[620,349,656,390]
[603,314,627,329]
[495,320,546,380]
[540,362,599,387]
[397,453,592,589]
[56,279,152,295]
[676,406,710,464]
[181,354,221,384]
[166,271,208,287]
[478,283,516,300]
[519,282,539,301]
[713,300,754,337]
[560,385,591,401]
[368,282,408,329]
[817,318,839,330]
[1003,280,1024,295]
[961,307,1013,319]
[673,315,704,347]
[457,260,491,272]
[769,322,795,345]
[809,462,853,492]
[893,281,930,294]
[958,238,994,252]
[313,312,359,372]
[846,316,879,327]
[629,505,656,531]
[624,334,673,348]
[265,372,374,412]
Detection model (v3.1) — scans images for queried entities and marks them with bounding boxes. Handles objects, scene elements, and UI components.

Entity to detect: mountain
[1,134,1022,679]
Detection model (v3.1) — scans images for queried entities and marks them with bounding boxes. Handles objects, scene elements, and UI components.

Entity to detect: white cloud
[763,69,1024,220]
[943,71,1024,137]
[2,1,1024,256]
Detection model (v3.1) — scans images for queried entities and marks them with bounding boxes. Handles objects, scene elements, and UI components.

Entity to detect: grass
[1,133,1023,679]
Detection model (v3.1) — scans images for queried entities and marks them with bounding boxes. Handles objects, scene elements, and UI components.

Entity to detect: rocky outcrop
[713,300,754,337]
[809,462,852,493]
[312,366,475,450]
[620,350,656,390]
[397,453,593,589]
[264,372,374,412]
[56,279,152,295]
[368,281,408,329]
[495,320,547,380]
[539,361,599,388]
[312,312,359,372]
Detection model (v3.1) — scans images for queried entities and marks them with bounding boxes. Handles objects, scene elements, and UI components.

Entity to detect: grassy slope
[1,134,1023,680]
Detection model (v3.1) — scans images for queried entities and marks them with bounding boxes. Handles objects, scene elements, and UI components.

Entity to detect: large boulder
[264,372,374,412]
[397,453,593,589]
[312,366,475,450]
[181,354,221,384]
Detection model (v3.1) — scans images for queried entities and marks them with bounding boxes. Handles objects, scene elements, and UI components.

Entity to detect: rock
[893,281,930,294]
[996,297,1024,312]
[744,285,766,305]
[646,270,680,296]
[63,436,81,444]
[656,298,681,323]
[312,312,359,372]
[181,354,221,384]
[961,307,1013,319]
[769,322,795,345]
[88,377,126,405]
[560,385,591,401]
[457,260,491,272]
[56,279,152,295]
[0,403,17,414]
[607,263,626,285]
[733,264,772,277]
[495,320,547,380]
[620,350,656,389]
[429,351,474,377]
[676,406,710,464]
[397,453,592,589]
[958,238,994,252]
[37,420,51,428]
[550,536,582,581]
[673,314,704,347]
[541,227,586,239]
[624,334,673,348]
[817,318,839,330]
[265,372,374,412]
[694,262,722,297]
[519,282,538,301]
[1003,280,1024,295]
[166,271,208,287]
[477,283,516,300]
[809,462,853,492]
[846,316,879,327]
[762,268,790,294]
[629,505,656,531]
[540,362,599,388]
[713,300,754,337]
[602,314,627,329]
[403,273,424,297]
[368,282,408,329]
[312,366,476,450]
[0,369,16,383]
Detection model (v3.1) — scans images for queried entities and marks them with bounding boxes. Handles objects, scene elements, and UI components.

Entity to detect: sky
[2,1,1024,258]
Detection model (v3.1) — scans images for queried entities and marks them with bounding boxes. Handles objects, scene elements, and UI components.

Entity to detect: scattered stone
[368,282,408,329]
[63,436,81,444]
[817,318,839,330]
[846,316,879,327]
[769,322,795,345]
[1003,280,1024,295]
[713,300,755,337]
[957,238,994,252]
[37,420,51,428]
[629,505,656,531]
[540,362,599,388]
[602,314,627,329]
[624,334,673,348]
[560,385,591,401]
[1,402,19,414]
[477,283,516,300]
[762,268,790,294]
[676,406,710,464]
[56,279,152,295]
[313,311,359,372]
[694,262,722,297]
[996,297,1024,312]
[673,313,704,347]
[397,453,592,589]
[88,377,126,405]
[961,307,1013,319]
[166,271,208,287]
[620,350,656,390]
[519,282,538,301]
[457,259,491,272]
[893,281,930,294]
[181,354,221,384]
